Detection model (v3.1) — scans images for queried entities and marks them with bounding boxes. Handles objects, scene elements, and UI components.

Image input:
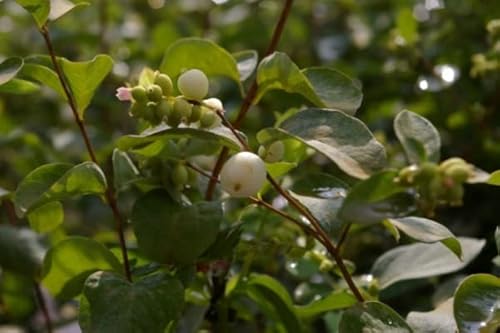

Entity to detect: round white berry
[177,69,209,101]
[220,152,267,198]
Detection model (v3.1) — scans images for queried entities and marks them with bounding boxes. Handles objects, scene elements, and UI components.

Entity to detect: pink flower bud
[115,87,132,101]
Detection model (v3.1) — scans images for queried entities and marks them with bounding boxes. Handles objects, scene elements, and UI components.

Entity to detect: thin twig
[39,26,132,282]
[205,0,295,200]
[33,283,53,333]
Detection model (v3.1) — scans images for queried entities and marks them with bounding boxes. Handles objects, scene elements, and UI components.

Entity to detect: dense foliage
[0,0,499,332]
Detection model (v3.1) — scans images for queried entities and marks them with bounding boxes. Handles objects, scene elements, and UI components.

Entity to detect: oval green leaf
[131,190,222,264]
[79,271,184,333]
[394,110,441,164]
[15,0,50,27]
[49,0,89,21]
[0,78,40,94]
[41,237,123,300]
[59,54,114,119]
[14,162,107,216]
[295,291,357,318]
[454,274,500,333]
[233,50,258,81]
[303,67,363,115]
[255,52,322,105]
[27,201,64,233]
[0,57,24,85]
[388,216,462,259]
[112,149,141,192]
[371,237,485,289]
[160,38,241,89]
[407,298,457,333]
[339,301,413,333]
[257,108,386,179]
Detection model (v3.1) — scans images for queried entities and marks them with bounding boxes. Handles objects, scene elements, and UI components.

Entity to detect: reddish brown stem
[40,26,132,282]
[33,282,53,333]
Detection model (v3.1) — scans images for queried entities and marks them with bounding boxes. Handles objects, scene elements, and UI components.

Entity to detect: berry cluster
[127,69,222,128]
[397,157,474,212]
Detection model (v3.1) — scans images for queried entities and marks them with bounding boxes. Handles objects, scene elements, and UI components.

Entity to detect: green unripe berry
[444,164,471,183]
[415,162,439,183]
[146,84,163,102]
[129,102,146,118]
[154,73,173,96]
[439,157,467,172]
[187,168,198,185]
[199,109,217,128]
[189,105,202,123]
[398,165,419,185]
[177,69,209,101]
[131,86,148,103]
[447,183,464,206]
[173,97,192,122]
[262,141,285,163]
[257,145,267,158]
[172,164,189,187]
[167,110,182,128]
[156,100,171,120]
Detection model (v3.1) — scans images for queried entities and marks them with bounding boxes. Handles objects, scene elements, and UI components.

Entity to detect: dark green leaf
[371,237,485,289]
[233,50,258,81]
[0,57,24,85]
[0,225,46,278]
[21,58,65,98]
[237,274,302,333]
[79,271,184,333]
[112,149,141,192]
[295,291,357,318]
[339,171,415,224]
[0,271,36,319]
[131,190,222,264]
[27,201,64,233]
[303,67,363,114]
[160,38,241,89]
[389,216,462,258]
[117,123,244,152]
[48,0,89,21]
[201,225,242,261]
[258,108,386,179]
[0,78,40,94]
[339,301,412,333]
[394,110,441,164]
[15,0,50,27]
[14,162,107,216]
[407,298,457,333]
[291,172,349,197]
[255,52,322,105]
[42,237,123,300]
[290,191,345,237]
[59,55,113,119]
[454,274,500,333]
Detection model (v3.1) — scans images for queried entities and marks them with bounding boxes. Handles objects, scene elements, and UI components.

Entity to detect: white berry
[220,152,267,198]
[177,69,209,100]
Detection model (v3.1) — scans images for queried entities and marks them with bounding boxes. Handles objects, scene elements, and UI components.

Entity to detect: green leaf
[394,110,441,164]
[257,108,386,179]
[160,38,241,89]
[27,201,64,233]
[255,52,322,105]
[303,67,363,114]
[15,0,50,27]
[0,57,24,85]
[454,274,500,333]
[48,0,89,21]
[59,55,113,119]
[290,191,345,237]
[0,78,40,94]
[79,271,184,333]
[131,190,222,264]
[41,237,123,300]
[237,274,302,333]
[371,237,485,289]
[0,271,36,319]
[339,301,413,333]
[291,172,349,196]
[117,123,244,152]
[396,7,418,44]
[407,298,457,333]
[295,291,357,318]
[488,170,500,186]
[21,57,65,97]
[112,149,141,192]
[201,225,242,261]
[338,171,415,224]
[233,50,258,81]
[388,216,462,259]
[0,225,46,278]
[14,162,107,216]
